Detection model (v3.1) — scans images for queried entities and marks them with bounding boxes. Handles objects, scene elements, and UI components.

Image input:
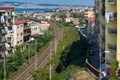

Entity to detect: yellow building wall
[117,0,120,68]
[105,0,117,68]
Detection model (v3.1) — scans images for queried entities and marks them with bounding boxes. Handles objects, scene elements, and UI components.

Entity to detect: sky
[0,0,94,6]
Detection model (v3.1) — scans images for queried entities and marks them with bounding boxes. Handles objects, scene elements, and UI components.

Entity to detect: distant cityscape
[0,1,94,9]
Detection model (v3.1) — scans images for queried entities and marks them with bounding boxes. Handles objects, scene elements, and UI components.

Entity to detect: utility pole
[3,51,6,80]
[35,39,37,70]
[55,39,57,54]
[49,63,52,80]
[28,43,30,61]
[61,28,63,41]
[49,42,52,80]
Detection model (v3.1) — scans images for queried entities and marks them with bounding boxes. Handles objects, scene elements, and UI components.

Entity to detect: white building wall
[13,24,23,47]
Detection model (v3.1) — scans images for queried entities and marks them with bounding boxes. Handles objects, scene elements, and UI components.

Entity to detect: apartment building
[86,0,119,79]
[29,20,44,37]
[84,8,95,18]
[117,0,120,68]
[13,20,31,51]
[99,0,117,74]
[40,21,50,31]
[0,7,15,56]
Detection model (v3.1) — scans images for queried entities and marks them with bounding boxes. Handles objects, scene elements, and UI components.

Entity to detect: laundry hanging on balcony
[105,12,116,23]
[1,14,5,23]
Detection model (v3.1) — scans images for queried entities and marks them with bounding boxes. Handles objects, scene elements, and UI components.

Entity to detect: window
[17,41,19,44]
[17,26,19,29]
[20,40,22,42]
[21,33,22,36]
[21,25,23,28]
[17,34,19,36]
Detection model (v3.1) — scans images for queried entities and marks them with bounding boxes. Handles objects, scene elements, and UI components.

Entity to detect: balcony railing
[108,0,116,4]
[86,59,100,79]
[108,28,117,34]
[108,44,116,51]
[24,26,30,30]
[24,32,31,36]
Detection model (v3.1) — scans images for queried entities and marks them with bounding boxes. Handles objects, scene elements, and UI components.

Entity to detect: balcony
[1,36,6,43]
[5,43,12,51]
[1,29,7,35]
[109,12,117,21]
[108,28,117,35]
[24,28,31,36]
[7,30,14,35]
[0,23,4,29]
[6,20,13,27]
[24,26,30,30]
[108,0,116,4]
[108,44,116,51]
[6,37,11,43]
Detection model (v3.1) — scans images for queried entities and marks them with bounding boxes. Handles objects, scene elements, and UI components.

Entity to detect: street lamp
[99,50,109,79]
[30,38,38,70]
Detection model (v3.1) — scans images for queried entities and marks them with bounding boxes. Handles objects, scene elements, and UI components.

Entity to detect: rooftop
[15,20,29,25]
[31,33,43,38]
[85,18,95,22]
[0,7,15,11]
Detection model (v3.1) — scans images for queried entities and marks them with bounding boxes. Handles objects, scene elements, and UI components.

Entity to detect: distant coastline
[15,8,58,13]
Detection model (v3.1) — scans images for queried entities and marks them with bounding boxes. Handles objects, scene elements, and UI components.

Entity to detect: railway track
[14,21,61,80]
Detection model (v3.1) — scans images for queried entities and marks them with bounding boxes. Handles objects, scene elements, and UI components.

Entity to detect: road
[14,21,61,80]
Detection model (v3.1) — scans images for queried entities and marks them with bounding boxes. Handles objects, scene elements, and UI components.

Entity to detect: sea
[15,8,58,13]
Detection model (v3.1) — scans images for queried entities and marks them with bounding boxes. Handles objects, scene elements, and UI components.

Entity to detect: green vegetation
[51,22,87,80]
[32,22,88,80]
[56,21,74,28]
[0,28,53,80]
[79,15,85,25]
[58,14,67,20]
[13,45,24,66]
[52,29,87,80]
[32,68,49,80]
[71,12,82,18]
[109,60,118,80]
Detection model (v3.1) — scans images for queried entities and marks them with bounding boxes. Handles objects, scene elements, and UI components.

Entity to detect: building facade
[13,20,31,51]
[0,7,15,56]
[117,0,120,68]
[99,0,117,74]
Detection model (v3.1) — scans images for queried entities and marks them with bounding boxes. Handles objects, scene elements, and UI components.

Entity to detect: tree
[32,68,49,80]
[79,15,85,25]
[109,60,118,80]
[13,45,23,66]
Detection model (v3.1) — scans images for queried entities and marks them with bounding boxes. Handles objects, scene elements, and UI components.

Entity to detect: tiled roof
[85,18,95,22]
[0,7,15,10]
[15,20,29,25]
[31,34,42,38]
